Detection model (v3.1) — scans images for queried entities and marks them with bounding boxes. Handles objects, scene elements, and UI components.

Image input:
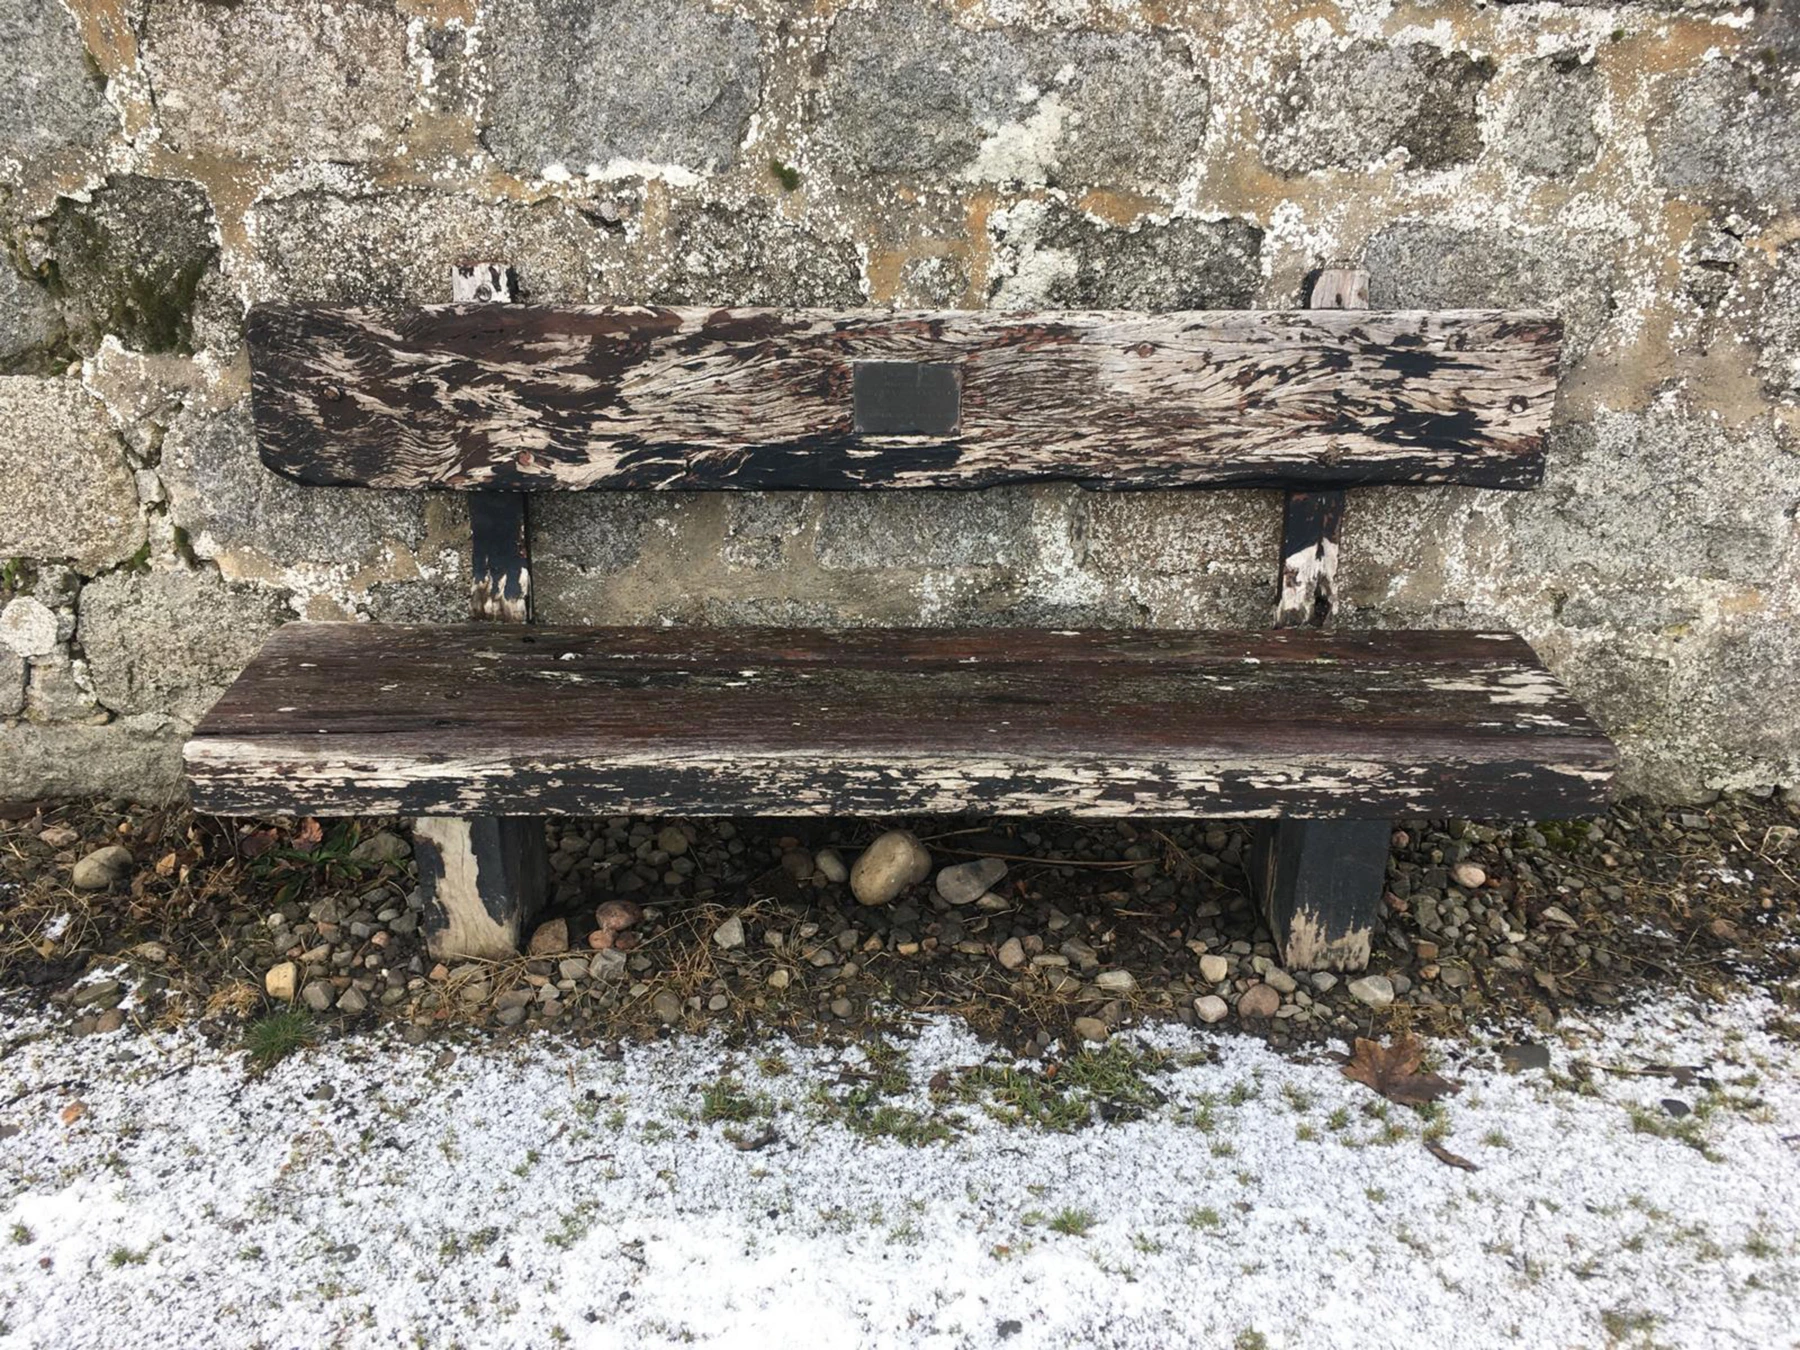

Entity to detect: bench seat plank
[186,625,1616,821]
[246,306,1560,492]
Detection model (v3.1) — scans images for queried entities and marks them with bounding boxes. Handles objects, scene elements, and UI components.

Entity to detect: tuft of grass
[957,1042,1168,1132]
[1048,1208,1096,1237]
[1624,1102,1721,1161]
[107,1244,149,1267]
[1185,1206,1222,1230]
[699,1076,765,1124]
[244,1008,316,1075]
[9,1223,31,1245]
[769,159,801,191]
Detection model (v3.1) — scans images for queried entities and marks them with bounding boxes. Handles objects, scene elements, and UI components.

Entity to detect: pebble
[1193,995,1230,1024]
[93,1009,125,1034]
[593,899,644,934]
[935,857,1008,906]
[780,848,816,881]
[850,830,933,905]
[814,848,848,883]
[264,962,299,1001]
[1094,969,1137,994]
[829,997,853,1018]
[1263,967,1297,995]
[712,915,746,950]
[526,918,568,956]
[996,937,1026,970]
[768,969,790,990]
[589,950,627,982]
[1348,975,1395,1008]
[1198,954,1230,984]
[652,990,684,1023]
[1451,862,1487,890]
[655,825,689,856]
[71,845,133,891]
[1310,971,1338,993]
[1072,1017,1110,1043]
[337,987,368,1015]
[558,957,589,982]
[495,1005,527,1027]
[349,831,410,864]
[1237,983,1280,1020]
[73,980,123,1008]
[300,981,334,1013]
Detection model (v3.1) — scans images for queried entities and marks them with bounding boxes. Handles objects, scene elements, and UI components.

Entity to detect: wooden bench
[184,265,1617,972]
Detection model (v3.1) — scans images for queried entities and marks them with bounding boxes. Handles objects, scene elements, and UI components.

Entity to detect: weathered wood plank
[1252,818,1391,972]
[184,625,1616,820]
[245,306,1561,492]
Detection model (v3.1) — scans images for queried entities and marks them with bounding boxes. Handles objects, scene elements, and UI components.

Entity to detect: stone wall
[1,0,1796,803]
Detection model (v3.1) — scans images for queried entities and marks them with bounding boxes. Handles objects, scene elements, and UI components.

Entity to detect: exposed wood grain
[185,625,1616,820]
[245,305,1561,492]
[1253,818,1390,972]
[1309,267,1371,311]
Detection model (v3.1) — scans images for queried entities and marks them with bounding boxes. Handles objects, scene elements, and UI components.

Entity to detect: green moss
[769,159,802,192]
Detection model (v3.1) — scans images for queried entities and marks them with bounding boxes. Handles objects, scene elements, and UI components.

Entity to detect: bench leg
[415,817,547,962]
[1252,819,1389,973]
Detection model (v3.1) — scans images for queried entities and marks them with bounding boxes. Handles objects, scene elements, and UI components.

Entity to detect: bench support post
[1274,266,1368,628]
[417,262,548,962]
[417,817,548,962]
[1252,819,1389,972]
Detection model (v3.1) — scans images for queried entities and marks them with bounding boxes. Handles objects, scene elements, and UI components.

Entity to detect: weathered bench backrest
[245,305,1560,493]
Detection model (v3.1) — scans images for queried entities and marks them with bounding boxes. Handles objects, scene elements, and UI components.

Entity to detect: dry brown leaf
[60,1101,88,1125]
[239,829,278,860]
[1341,1034,1463,1107]
[155,852,178,878]
[1425,1140,1479,1172]
[292,818,324,853]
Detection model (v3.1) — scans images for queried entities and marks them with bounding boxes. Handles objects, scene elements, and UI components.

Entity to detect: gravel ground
[0,793,1794,1053]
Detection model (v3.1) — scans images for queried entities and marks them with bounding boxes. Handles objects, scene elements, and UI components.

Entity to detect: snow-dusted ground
[3,995,1798,1350]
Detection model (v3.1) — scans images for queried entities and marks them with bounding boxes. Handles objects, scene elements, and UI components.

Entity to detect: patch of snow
[0,993,1797,1347]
